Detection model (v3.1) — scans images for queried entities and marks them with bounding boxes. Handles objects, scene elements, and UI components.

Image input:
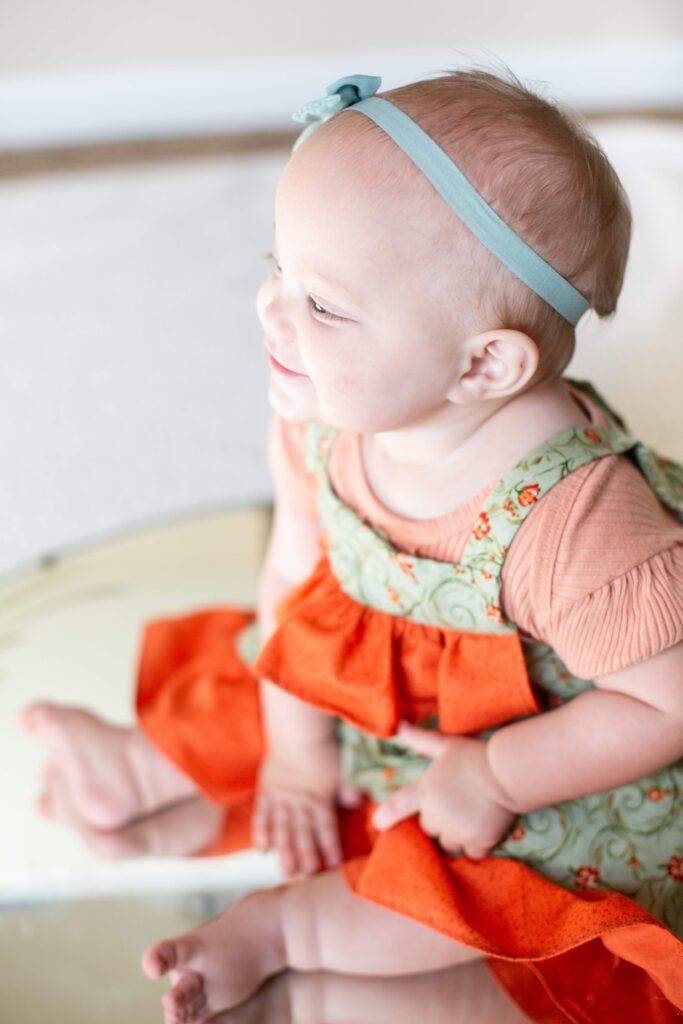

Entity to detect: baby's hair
[325,63,633,381]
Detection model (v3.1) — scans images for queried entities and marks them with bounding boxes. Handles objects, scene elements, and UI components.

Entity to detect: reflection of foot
[142,889,285,1022]
[208,972,291,1024]
[82,797,225,859]
[19,703,198,830]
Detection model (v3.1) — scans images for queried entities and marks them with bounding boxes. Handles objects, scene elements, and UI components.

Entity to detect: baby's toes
[162,970,207,1023]
[142,934,200,978]
[36,764,59,818]
[18,702,57,733]
[40,766,80,825]
[36,789,53,818]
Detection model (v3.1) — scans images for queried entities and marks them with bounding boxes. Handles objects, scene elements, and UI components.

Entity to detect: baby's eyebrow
[272,230,361,306]
[307,270,360,305]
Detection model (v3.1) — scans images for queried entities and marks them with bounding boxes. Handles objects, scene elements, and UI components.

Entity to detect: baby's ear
[448,329,539,404]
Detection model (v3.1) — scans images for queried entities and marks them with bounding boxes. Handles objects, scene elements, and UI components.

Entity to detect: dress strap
[459,397,638,580]
[565,378,683,519]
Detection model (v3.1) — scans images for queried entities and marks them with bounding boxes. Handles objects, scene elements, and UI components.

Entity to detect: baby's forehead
[276,120,460,258]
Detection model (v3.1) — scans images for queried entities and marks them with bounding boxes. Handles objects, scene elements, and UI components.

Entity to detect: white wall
[1,0,680,73]
[1,2,681,149]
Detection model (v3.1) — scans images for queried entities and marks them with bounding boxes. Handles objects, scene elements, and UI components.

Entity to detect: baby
[21,68,683,1022]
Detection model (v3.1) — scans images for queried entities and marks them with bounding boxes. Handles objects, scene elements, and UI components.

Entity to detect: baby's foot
[20,703,198,830]
[142,889,286,1022]
[82,796,225,859]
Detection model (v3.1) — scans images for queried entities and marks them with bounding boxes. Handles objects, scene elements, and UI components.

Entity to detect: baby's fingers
[291,805,321,876]
[273,802,299,878]
[311,803,342,869]
[251,793,272,851]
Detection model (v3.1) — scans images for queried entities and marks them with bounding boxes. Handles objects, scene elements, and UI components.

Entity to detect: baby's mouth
[267,352,309,378]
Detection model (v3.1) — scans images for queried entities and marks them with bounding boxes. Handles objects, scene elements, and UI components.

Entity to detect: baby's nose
[259,294,295,341]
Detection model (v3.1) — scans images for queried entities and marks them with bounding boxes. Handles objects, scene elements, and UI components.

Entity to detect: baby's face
[256,125,471,433]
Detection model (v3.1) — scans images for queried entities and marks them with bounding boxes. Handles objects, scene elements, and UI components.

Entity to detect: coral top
[269,388,683,679]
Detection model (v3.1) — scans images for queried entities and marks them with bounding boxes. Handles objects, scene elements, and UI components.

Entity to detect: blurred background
[0,3,682,1021]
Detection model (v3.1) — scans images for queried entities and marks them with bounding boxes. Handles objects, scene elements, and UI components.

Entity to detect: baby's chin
[267,378,318,424]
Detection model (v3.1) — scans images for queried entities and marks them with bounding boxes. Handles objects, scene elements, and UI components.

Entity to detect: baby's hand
[372,722,517,859]
[252,738,361,879]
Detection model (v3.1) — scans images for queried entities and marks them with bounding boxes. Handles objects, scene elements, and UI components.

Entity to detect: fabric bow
[291,74,382,151]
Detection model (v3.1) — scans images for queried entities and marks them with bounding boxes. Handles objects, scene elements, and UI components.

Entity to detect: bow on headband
[291,74,382,150]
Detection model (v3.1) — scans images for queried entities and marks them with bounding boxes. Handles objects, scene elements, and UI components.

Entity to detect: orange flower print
[473,512,491,540]
[503,498,518,518]
[480,569,493,580]
[575,865,600,890]
[316,435,332,454]
[629,857,641,869]
[386,586,400,605]
[486,604,504,623]
[518,483,541,507]
[389,553,419,585]
[666,855,683,882]
[584,428,601,444]
[509,825,526,842]
[382,767,395,782]
[647,787,671,802]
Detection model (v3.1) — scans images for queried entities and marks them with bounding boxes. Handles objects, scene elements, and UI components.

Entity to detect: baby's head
[258,67,631,434]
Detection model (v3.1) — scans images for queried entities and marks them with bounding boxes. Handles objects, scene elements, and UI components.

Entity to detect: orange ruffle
[136,606,264,804]
[134,595,683,1022]
[251,554,540,737]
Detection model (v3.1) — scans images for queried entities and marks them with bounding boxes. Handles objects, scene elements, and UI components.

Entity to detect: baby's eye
[308,296,345,322]
[265,253,344,322]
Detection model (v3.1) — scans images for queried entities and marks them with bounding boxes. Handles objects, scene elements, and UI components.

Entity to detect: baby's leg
[20,703,198,829]
[142,869,481,1023]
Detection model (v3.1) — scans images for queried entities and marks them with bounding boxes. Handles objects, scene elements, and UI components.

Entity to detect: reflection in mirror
[2,895,530,1024]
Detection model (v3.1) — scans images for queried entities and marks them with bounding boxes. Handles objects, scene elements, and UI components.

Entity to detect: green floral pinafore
[294,380,683,937]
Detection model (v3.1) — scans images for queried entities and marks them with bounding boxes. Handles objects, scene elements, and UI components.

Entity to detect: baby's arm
[486,639,683,812]
[256,496,333,752]
[251,463,353,878]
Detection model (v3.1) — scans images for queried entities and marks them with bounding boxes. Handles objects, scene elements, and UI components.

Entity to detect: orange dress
[136,381,683,1022]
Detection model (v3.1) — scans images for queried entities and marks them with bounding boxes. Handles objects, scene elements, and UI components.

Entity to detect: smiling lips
[267,352,308,378]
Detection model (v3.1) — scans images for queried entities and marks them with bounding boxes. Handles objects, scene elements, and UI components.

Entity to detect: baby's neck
[362,379,590,520]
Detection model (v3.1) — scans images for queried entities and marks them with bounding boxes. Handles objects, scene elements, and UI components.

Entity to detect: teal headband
[291,74,590,327]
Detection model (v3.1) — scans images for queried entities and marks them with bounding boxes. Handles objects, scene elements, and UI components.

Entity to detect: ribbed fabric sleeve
[502,455,683,677]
